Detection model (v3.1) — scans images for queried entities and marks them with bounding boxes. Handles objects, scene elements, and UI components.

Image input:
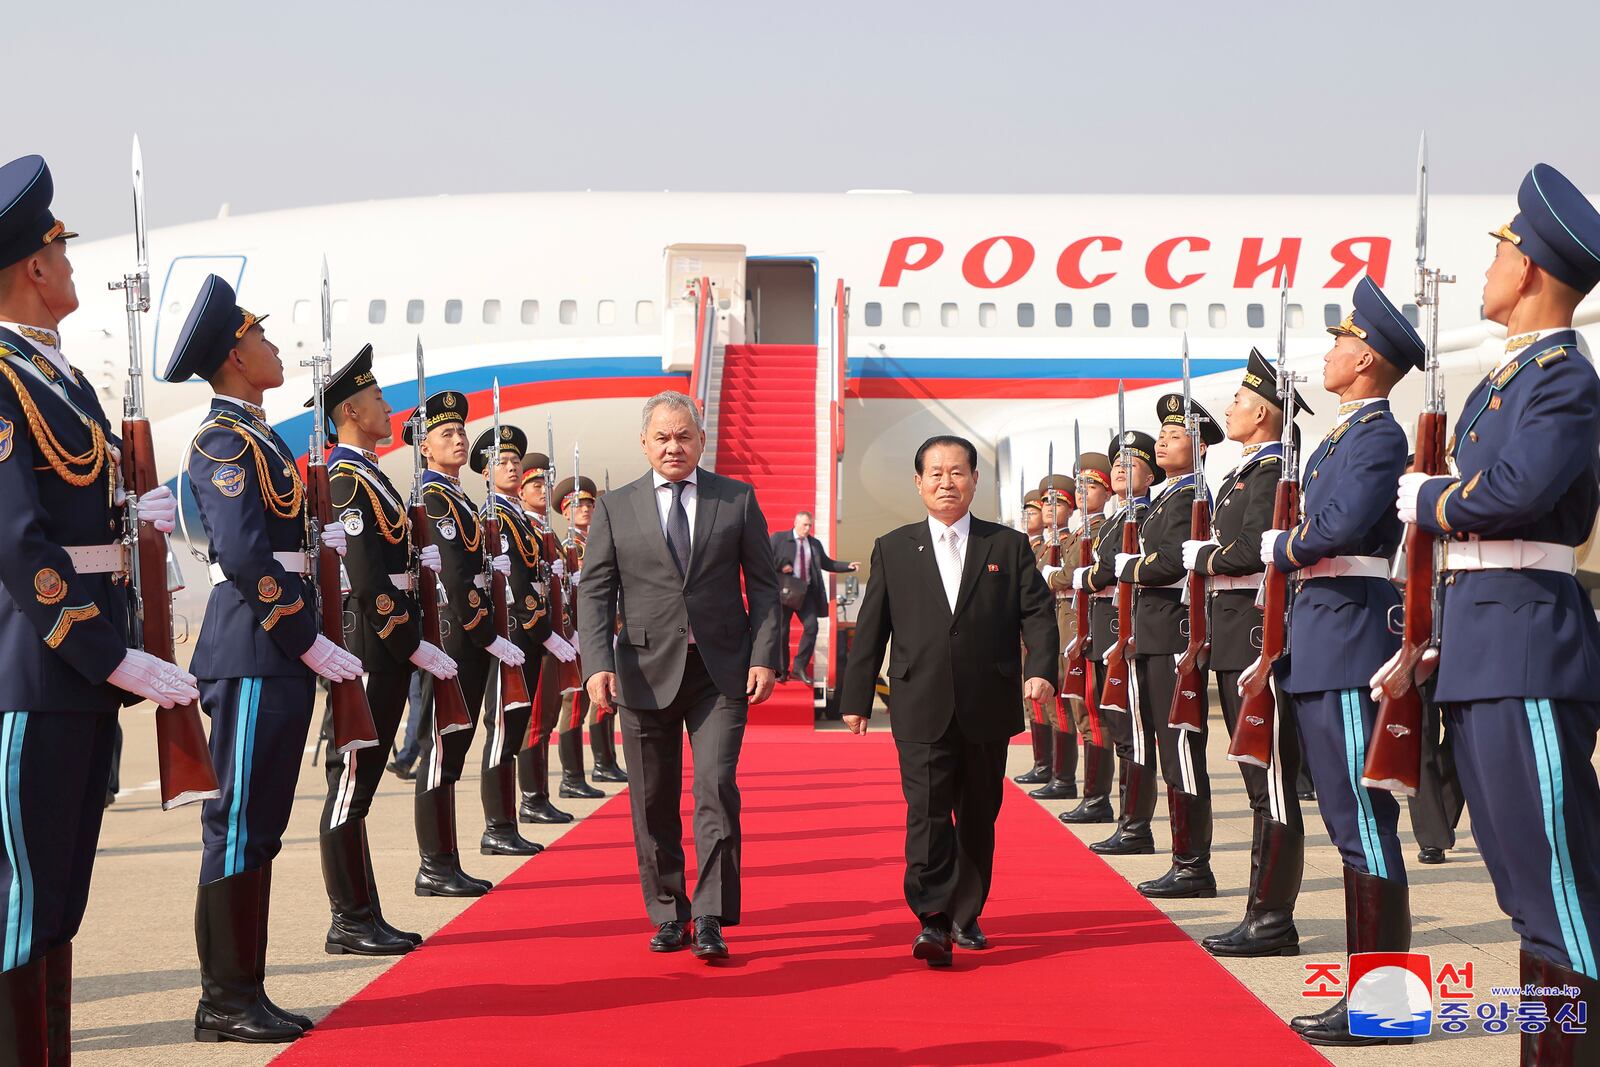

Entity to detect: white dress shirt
[652,467,699,641]
[926,511,972,612]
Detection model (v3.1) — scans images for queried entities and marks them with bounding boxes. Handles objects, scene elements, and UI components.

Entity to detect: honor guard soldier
[1119,396,1222,898]
[311,346,458,955]
[404,391,528,896]
[1028,474,1081,800]
[554,474,620,798]
[1051,453,1116,824]
[1400,164,1600,1066]
[470,426,574,854]
[515,454,576,824]
[1077,432,1156,854]
[1262,276,1418,1047]
[1014,489,1053,785]
[162,273,363,1043]
[1190,350,1311,955]
[0,155,195,1062]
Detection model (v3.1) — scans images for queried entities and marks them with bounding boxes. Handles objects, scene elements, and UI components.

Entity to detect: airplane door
[151,255,247,377]
[662,244,745,371]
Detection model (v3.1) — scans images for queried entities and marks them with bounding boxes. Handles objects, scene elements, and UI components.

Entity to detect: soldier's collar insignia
[1337,400,1369,417]
[29,354,57,382]
[1505,333,1538,354]
[1493,359,1521,388]
[16,325,58,349]
[1241,443,1264,458]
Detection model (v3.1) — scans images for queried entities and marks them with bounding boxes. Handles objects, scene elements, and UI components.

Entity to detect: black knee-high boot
[518,740,573,824]
[481,761,543,855]
[558,728,605,799]
[194,869,303,1043]
[1014,721,1051,783]
[321,821,414,955]
[415,786,491,897]
[1060,743,1115,823]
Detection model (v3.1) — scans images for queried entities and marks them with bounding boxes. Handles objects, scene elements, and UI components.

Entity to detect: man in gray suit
[581,391,782,961]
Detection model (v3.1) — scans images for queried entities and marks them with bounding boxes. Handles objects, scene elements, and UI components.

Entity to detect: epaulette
[1325,409,1387,448]
[328,461,367,509]
[1535,346,1570,368]
[192,420,251,464]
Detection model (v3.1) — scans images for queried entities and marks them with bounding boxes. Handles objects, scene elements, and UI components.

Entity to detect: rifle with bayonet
[1170,333,1211,733]
[1062,421,1100,739]
[1230,283,1299,768]
[111,135,220,810]
[547,423,582,695]
[1365,133,1453,795]
[1099,381,1138,713]
[1019,464,1050,729]
[306,260,378,754]
[482,379,533,713]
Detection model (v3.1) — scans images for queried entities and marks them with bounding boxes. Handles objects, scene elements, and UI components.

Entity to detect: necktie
[797,537,809,582]
[667,481,692,576]
[943,529,962,609]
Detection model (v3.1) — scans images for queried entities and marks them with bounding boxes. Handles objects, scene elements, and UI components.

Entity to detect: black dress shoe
[387,760,416,782]
[558,775,606,800]
[592,764,629,783]
[1137,865,1217,899]
[1060,795,1115,824]
[650,920,689,953]
[692,916,729,960]
[1291,996,1411,1047]
[1417,846,1447,864]
[795,670,815,686]
[912,921,953,968]
[953,920,988,950]
[1296,788,1317,802]
[1013,764,1050,785]
[1028,779,1078,800]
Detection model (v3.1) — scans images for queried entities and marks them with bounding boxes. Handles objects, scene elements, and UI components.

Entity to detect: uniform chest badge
[0,416,13,462]
[439,520,457,541]
[467,589,482,607]
[376,593,395,615]
[34,568,65,605]
[1489,395,1502,411]
[212,464,246,498]
[501,533,510,554]
[524,594,538,610]
[29,354,57,382]
[1235,481,1246,491]
[341,508,364,536]
[258,576,281,602]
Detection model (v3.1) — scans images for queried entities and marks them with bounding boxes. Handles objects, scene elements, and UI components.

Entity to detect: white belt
[1147,580,1185,591]
[1445,539,1576,575]
[1299,555,1389,581]
[64,543,128,575]
[388,573,414,591]
[1211,573,1265,592]
[209,551,310,586]
[472,574,487,590]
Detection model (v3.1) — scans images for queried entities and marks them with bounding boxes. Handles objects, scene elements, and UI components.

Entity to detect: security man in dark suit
[164,273,365,1043]
[1078,433,1156,854]
[840,434,1057,966]
[554,474,610,800]
[404,392,528,897]
[1121,396,1222,899]
[0,154,198,1062]
[1189,349,1310,956]
[1029,474,1081,800]
[1403,163,1600,1066]
[1015,489,1053,784]
[312,345,458,956]
[771,510,859,687]
[1264,276,1418,1047]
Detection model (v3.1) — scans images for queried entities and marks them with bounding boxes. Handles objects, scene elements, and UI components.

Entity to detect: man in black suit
[770,512,858,684]
[840,435,1058,967]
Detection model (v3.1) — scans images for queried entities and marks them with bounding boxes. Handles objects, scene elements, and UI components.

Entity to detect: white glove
[551,558,566,580]
[320,522,347,558]
[1397,472,1444,526]
[567,630,580,655]
[419,544,441,572]
[1072,566,1089,591]
[135,485,178,534]
[107,648,199,708]
[1182,539,1219,571]
[1041,564,1063,584]
[300,635,364,681]
[408,639,458,680]
[569,569,582,587]
[492,553,511,576]
[1260,530,1287,567]
[1114,552,1139,577]
[542,632,578,662]
[1068,509,1086,536]
[487,636,526,667]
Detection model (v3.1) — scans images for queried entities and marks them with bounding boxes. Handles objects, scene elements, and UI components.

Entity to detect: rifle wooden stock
[307,462,378,753]
[1098,521,1139,711]
[1228,480,1299,768]
[558,540,584,693]
[411,501,472,734]
[1363,409,1446,794]
[1169,494,1211,732]
[1063,527,1099,742]
[484,511,532,709]
[1042,531,1069,732]
[123,416,220,811]
[524,526,573,748]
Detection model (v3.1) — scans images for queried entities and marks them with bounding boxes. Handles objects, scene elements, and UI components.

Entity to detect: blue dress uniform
[309,345,422,957]
[1413,164,1600,1066]
[0,155,140,1062]
[161,274,319,1043]
[1273,277,1418,1047]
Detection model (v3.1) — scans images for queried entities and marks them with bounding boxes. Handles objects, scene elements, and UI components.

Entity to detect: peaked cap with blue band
[1326,276,1425,373]
[0,155,77,270]
[159,274,269,383]
[1492,163,1600,294]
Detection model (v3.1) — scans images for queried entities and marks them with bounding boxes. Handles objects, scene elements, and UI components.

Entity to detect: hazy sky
[15,0,1598,237]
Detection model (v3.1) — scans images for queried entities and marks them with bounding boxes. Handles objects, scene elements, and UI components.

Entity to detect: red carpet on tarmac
[274,729,1326,1066]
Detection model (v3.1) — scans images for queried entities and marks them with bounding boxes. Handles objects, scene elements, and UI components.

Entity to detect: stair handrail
[831,280,849,457]
[688,275,715,412]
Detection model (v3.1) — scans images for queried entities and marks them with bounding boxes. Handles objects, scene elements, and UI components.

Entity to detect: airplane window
[864,302,883,327]
[1324,303,1341,327]
[1287,304,1304,329]
[1209,304,1227,329]
[1170,304,1188,329]
[369,300,386,325]
[559,300,577,325]
[444,300,463,325]
[1131,304,1149,328]
[636,301,657,326]
[1093,303,1110,328]
[407,300,424,325]
[483,299,501,324]
[332,299,350,325]
[903,303,921,327]
[1054,303,1072,327]
[1402,303,1419,327]
[521,300,540,325]
[1247,304,1265,329]
[1016,303,1035,328]
[979,303,997,328]
[598,300,616,326]
[941,302,959,327]
[293,300,311,325]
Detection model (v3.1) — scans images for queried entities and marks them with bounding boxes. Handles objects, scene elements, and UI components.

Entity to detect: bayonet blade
[319,256,332,359]
[131,136,148,278]
[1181,331,1192,416]
[1415,131,1430,270]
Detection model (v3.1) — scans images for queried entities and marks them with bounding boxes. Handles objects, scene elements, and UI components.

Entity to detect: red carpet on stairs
[274,729,1327,1066]
[715,344,820,725]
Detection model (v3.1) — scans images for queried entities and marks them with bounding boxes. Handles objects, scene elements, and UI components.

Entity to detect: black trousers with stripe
[1215,669,1304,833]
[414,646,490,793]
[481,656,542,773]
[320,670,411,831]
